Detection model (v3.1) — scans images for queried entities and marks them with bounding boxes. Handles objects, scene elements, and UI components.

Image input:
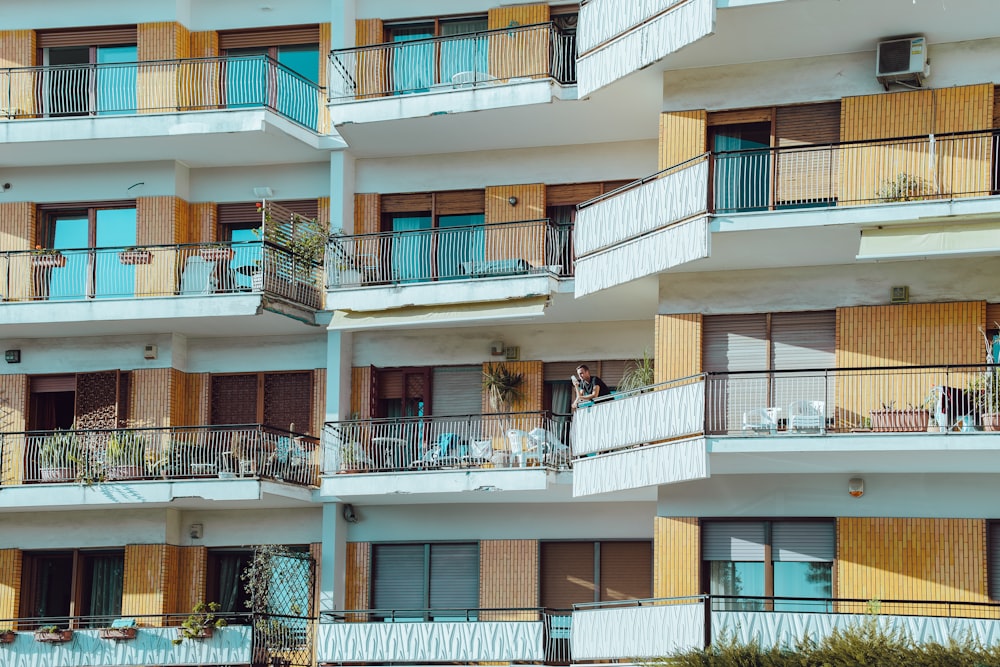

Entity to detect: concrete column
[320,502,349,613]
[329,150,355,235]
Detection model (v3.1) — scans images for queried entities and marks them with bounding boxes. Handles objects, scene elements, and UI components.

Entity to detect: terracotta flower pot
[34,630,73,643]
[199,247,234,262]
[870,408,930,432]
[0,631,15,644]
[31,253,66,269]
[118,250,153,265]
[983,413,1000,432]
[99,627,137,640]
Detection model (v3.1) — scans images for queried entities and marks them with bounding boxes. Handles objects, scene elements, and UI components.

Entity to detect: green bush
[654,618,1000,667]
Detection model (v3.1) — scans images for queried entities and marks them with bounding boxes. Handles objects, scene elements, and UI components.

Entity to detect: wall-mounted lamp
[508,196,518,207]
[848,477,864,498]
[342,503,359,523]
[4,350,20,364]
[253,186,274,199]
[490,340,505,356]
[189,523,204,539]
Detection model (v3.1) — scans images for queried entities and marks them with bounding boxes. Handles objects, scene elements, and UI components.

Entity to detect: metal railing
[323,411,572,473]
[705,363,1000,435]
[326,218,571,288]
[1,424,321,487]
[329,22,576,101]
[1,611,254,631]
[0,54,323,130]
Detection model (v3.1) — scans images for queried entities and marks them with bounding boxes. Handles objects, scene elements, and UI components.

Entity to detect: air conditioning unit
[876,36,929,89]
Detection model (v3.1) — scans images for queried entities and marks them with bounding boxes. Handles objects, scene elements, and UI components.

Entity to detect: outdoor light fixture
[848,477,864,498]
[508,196,518,207]
[4,350,20,364]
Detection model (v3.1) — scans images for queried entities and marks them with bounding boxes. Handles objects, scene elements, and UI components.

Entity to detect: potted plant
[616,350,655,395]
[30,246,67,268]
[118,247,153,265]
[99,618,137,640]
[105,430,147,480]
[482,362,524,413]
[199,244,234,262]
[39,429,80,482]
[34,625,73,643]
[0,629,15,644]
[877,172,930,202]
[869,401,931,432]
[173,601,226,644]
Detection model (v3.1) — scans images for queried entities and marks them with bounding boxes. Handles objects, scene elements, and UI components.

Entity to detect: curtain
[392,28,434,94]
[391,216,432,282]
[87,554,124,623]
[218,554,244,612]
[437,214,484,280]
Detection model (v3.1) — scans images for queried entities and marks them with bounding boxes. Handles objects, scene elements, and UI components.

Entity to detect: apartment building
[1,0,1000,665]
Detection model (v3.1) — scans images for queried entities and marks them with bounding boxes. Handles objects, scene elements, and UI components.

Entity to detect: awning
[328,297,549,331]
[857,221,1000,261]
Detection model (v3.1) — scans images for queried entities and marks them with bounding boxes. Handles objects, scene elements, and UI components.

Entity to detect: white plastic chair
[462,439,494,467]
[507,429,541,468]
[528,427,570,466]
[742,407,780,435]
[788,400,826,434]
[180,256,216,294]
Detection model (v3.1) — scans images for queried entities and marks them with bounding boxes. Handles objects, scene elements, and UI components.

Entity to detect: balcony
[576,0,715,97]
[326,218,570,313]
[575,130,1000,294]
[571,595,1000,660]
[327,22,575,127]
[321,412,571,499]
[316,608,568,664]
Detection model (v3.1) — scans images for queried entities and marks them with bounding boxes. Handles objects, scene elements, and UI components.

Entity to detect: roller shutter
[371,544,425,611]
[428,543,479,610]
[702,522,766,561]
[703,315,767,372]
[599,541,652,601]
[432,366,482,416]
[263,372,313,433]
[218,25,320,49]
[772,521,835,562]
[990,524,1000,600]
[37,26,137,48]
[771,311,835,370]
[541,542,595,609]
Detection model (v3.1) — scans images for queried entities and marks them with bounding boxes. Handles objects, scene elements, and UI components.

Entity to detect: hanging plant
[482,363,524,413]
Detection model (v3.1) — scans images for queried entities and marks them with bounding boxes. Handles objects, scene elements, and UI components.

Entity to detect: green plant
[39,429,80,469]
[877,172,930,202]
[616,350,655,394]
[482,363,524,413]
[172,601,226,644]
[31,245,62,256]
[105,430,146,466]
[37,625,60,634]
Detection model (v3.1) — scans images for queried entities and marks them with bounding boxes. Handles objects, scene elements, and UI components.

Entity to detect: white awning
[857,221,1000,261]
[328,297,549,331]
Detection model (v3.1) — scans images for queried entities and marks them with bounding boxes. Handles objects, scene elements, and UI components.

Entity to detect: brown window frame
[20,548,125,629]
[209,370,314,434]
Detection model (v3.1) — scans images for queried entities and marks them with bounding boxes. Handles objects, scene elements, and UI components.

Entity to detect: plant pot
[31,253,66,268]
[40,466,76,482]
[106,465,145,481]
[176,626,213,640]
[99,627,137,640]
[983,413,1000,432]
[119,250,152,265]
[199,247,234,262]
[34,630,73,643]
[869,408,930,432]
[0,631,15,644]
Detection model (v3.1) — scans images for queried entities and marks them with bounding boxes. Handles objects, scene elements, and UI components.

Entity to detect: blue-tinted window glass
[48,216,88,301]
[391,215,432,282]
[392,25,434,94]
[773,562,833,612]
[276,45,319,128]
[96,45,137,115]
[95,208,137,298]
[437,214,484,280]
[709,561,765,611]
[230,227,262,290]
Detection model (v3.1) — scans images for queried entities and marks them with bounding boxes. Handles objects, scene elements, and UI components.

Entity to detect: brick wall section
[138,22,190,112]
[660,110,707,171]
[0,30,36,115]
[485,184,546,266]
[487,5,550,81]
[187,31,220,109]
[189,202,217,244]
[0,374,28,485]
[0,549,22,622]
[654,314,702,384]
[654,517,700,598]
[318,24,331,133]
[122,544,173,625]
[480,540,539,620]
[0,202,36,301]
[354,19,385,99]
[137,196,187,295]
[129,368,174,428]
[174,546,207,614]
[350,367,372,420]
[837,517,989,616]
[344,542,371,620]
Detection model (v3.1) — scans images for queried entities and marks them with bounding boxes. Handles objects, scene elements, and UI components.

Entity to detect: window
[540,541,652,608]
[29,372,129,431]
[702,520,834,612]
[36,204,137,300]
[208,550,254,622]
[216,200,318,290]
[210,372,313,433]
[21,550,124,628]
[375,367,431,419]
[386,16,489,93]
[37,26,138,116]
[371,543,479,619]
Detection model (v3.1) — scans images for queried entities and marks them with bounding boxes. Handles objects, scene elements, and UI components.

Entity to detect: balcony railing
[0,55,323,130]
[705,363,1000,435]
[326,218,571,288]
[0,424,321,487]
[323,411,571,473]
[328,22,576,101]
[317,607,564,663]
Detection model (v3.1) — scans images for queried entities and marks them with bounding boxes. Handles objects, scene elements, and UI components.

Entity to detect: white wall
[188,0,332,31]
[186,335,327,373]
[189,163,329,204]
[0,334,178,375]
[346,501,655,542]
[658,473,1000,519]
[0,0,174,29]
[0,162,180,203]
[352,320,653,367]
[659,257,1000,314]
[662,38,1000,112]
[180,508,323,546]
[354,140,656,194]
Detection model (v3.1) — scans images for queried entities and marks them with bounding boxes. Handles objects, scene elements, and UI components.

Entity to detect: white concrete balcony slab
[571,600,705,660]
[316,618,544,663]
[0,626,251,667]
[577,0,715,96]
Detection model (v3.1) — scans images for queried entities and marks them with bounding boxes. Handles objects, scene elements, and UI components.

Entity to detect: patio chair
[409,443,443,469]
[180,256,217,294]
[788,400,826,434]
[507,429,542,468]
[742,407,780,435]
[461,438,495,467]
[932,385,979,431]
[528,427,570,466]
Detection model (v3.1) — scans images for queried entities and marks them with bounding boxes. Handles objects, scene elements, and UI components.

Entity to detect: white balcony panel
[575,216,709,297]
[578,0,686,53]
[575,159,708,256]
[572,602,704,659]
[573,381,705,457]
[577,0,715,97]
[573,437,708,497]
[316,621,543,663]
[1,627,251,667]
[714,611,1000,648]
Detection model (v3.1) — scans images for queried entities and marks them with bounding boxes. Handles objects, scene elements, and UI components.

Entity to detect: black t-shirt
[580,375,611,401]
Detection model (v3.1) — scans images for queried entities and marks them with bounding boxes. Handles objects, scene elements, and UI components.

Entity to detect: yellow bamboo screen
[837,517,989,616]
[653,517,700,598]
[480,540,539,620]
[174,546,207,615]
[344,542,371,619]
[129,368,174,429]
[350,366,373,420]
[351,193,382,275]
[660,110,707,171]
[0,549,22,622]
[654,314,703,384]
[186,31,221,109]
[0,30,36,115]
[835,302,984,428]
[355,19,385,99]
[487,5,550,81]
[318,196,331,229]
[122,544,174,624]
[484,184,546,266]
[839,84,994,203]
[312,367,326,446]
[170,370,210,427]
[137,196,187,296]
[0,202,36,301]
[0,374,27,485]
[138,22,189,113]
[318,24,331,133]
[188,202,217,244]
